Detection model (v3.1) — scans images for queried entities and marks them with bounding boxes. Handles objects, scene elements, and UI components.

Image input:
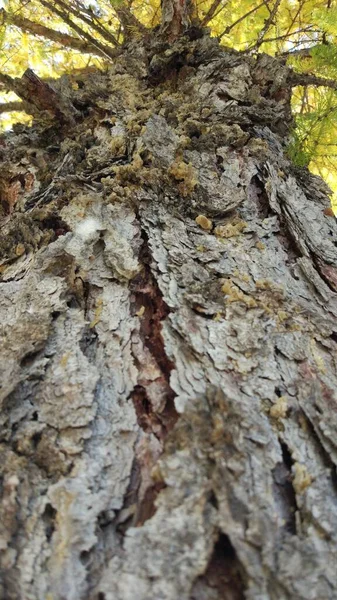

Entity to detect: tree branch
[0,8,106,57]
[38,0,119,60]
[0,69,78,124]
[0,100,26,114]
[291,72,337,91]
[201,0,225,27]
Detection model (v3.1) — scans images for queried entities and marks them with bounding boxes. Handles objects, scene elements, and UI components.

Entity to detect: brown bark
[1,32,337,600]
[160,0,197,40]
[0,101,24,114]
[0,69,78,124]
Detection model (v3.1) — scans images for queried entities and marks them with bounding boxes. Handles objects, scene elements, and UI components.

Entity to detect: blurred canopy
[1,0,337,206]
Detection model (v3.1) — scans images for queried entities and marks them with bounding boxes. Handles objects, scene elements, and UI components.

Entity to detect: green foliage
[312,6,337,37]
[310,44,337,75]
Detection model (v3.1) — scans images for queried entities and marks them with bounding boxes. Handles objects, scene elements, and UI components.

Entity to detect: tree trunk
[1,32,337,600]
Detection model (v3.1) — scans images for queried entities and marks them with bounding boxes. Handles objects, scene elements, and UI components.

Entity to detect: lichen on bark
[1,30,337,600]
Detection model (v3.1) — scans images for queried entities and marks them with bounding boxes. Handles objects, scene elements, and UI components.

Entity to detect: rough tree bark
[1,20,337,600]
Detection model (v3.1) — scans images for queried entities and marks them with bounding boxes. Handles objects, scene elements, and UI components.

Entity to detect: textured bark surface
[1,32,337,600]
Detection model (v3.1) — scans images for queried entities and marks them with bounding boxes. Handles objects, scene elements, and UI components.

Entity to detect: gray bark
[1,33,337,600]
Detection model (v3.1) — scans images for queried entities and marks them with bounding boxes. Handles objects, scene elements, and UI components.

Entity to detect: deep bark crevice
[42,503,57,541]
[129,228,178,439]
[119,227,179,527]
[190,532,246,600]
[273,441,298,535]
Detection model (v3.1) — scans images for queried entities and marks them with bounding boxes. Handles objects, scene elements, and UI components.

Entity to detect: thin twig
[256,25,319,45]
[218,2,265,41]
[279,43,322,57]
[250,0,282,50]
